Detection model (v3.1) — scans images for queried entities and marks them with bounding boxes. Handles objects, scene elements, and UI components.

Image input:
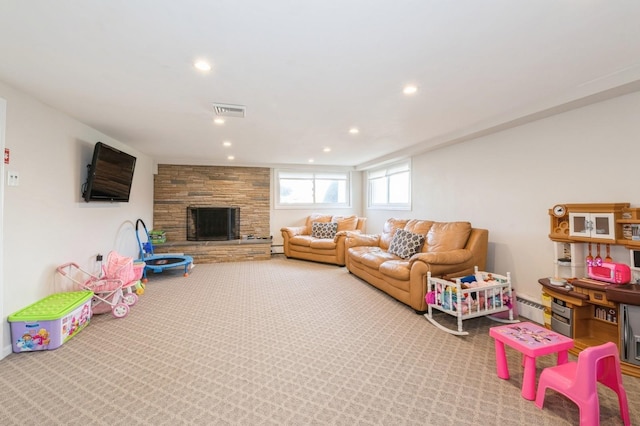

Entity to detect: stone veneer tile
[153,165,271,263]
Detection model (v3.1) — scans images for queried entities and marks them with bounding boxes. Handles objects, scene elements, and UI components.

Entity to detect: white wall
[364,90,640,302]
[0,81,154,358]
[0,98,6,356]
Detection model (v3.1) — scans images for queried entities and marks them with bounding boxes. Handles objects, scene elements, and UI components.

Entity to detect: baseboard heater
[516,294,545,324]
[271,245,284,254]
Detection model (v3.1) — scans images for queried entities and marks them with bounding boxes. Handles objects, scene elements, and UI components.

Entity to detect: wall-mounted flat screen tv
[82,142,136,202]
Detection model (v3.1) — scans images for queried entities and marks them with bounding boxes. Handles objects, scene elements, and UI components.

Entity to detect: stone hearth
[153,238,272,264]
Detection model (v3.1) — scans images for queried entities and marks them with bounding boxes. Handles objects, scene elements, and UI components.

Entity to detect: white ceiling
[1,1,639,169]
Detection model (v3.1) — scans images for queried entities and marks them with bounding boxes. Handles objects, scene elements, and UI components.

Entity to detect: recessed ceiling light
[214,118,225,125]
[323,147,331,153]
[223,141,232,147]
[349,127,359,134]
[194,60,211,71]
[403,85,418,95]
[308,159,314,163]
[227,155,235,160]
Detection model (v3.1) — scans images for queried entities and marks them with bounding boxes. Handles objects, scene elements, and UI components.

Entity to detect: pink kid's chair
[535,341,630,426]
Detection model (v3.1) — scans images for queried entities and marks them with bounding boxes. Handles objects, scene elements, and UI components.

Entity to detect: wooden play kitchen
[544,202,640,378]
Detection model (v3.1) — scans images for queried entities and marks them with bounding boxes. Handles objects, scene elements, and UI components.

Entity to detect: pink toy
[56,262,130,318]
[103,251,143,306]
[490,322,574,400]
[535,341,630,425]
[425,291,435,305]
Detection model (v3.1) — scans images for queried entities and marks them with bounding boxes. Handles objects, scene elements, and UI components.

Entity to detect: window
[367,160,411,209]
[275,170,351,208]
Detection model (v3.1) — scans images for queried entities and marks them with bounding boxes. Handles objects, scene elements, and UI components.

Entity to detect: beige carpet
[0,256,638,425]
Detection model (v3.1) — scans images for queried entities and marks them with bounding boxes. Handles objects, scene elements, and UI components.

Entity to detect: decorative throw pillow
[311,222,338,239]
[305,214,333,234]
[388,229,426,259]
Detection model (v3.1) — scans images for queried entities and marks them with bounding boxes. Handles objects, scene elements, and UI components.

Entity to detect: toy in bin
[149,230,166,244]
[8,291,92,352]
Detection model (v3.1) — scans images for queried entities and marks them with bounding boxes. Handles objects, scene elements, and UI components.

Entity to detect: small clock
[552,204,567,218]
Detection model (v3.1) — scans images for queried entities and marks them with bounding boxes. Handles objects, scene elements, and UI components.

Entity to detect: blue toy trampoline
[135,219,193,282]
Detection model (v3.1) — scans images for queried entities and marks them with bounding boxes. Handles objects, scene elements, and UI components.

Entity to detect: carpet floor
[0,256,637,425]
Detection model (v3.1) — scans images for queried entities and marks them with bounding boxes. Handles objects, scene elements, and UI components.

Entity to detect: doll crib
[425,267,518,335]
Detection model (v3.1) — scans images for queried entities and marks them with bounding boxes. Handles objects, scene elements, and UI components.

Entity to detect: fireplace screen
[187,207,240,241]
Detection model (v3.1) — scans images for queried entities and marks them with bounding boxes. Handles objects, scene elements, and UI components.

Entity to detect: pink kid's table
[489,321,574,400]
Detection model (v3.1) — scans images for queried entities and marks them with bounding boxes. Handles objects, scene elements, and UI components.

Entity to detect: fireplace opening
[187,206,240,241]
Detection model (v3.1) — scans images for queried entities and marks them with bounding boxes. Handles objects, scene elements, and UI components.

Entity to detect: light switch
[7,171,19,186]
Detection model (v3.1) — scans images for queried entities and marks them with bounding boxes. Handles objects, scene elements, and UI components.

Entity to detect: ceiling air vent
[213,103,246,118]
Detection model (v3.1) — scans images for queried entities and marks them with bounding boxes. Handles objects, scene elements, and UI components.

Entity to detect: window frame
[274,169,352,209]
[366,160,411,210]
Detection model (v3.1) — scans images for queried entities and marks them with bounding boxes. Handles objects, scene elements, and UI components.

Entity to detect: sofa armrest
[409,249,473,266]
[345,233,381,249]
[334,229,362,241]
[281,226,308,238]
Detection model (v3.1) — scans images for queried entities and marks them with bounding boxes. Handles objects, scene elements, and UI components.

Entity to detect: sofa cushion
[309,238,337,249]
[332,215,358,232]
[404,219,434,236]
[354,248,398,269]
[427,222,472,252]
[347,246,380,264]
[311,222,338,239]
[388,229,426,259]
[289,235,313,247]
[379,260,411,280]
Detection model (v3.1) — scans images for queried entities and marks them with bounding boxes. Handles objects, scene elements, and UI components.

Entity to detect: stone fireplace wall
[153,165,270,243]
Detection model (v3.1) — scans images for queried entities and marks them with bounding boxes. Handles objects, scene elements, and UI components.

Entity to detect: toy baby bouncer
[424,267,519,335]
[135,219,193,282]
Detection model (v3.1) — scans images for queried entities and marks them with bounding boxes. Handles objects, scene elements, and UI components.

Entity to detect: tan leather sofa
[345,218,488,312]
[281,214,366,266]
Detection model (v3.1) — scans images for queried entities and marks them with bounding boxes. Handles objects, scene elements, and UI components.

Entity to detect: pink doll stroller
[56,262,130,318]
[102,251,144,307]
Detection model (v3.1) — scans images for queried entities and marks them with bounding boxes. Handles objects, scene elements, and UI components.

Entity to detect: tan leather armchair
[345,218,488,312]
[281,214,366,266]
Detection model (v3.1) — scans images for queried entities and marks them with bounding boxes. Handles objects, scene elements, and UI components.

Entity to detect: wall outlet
[7,171,19,186]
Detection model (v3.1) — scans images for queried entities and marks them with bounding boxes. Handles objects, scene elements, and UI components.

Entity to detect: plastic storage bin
[8,290,92,352]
